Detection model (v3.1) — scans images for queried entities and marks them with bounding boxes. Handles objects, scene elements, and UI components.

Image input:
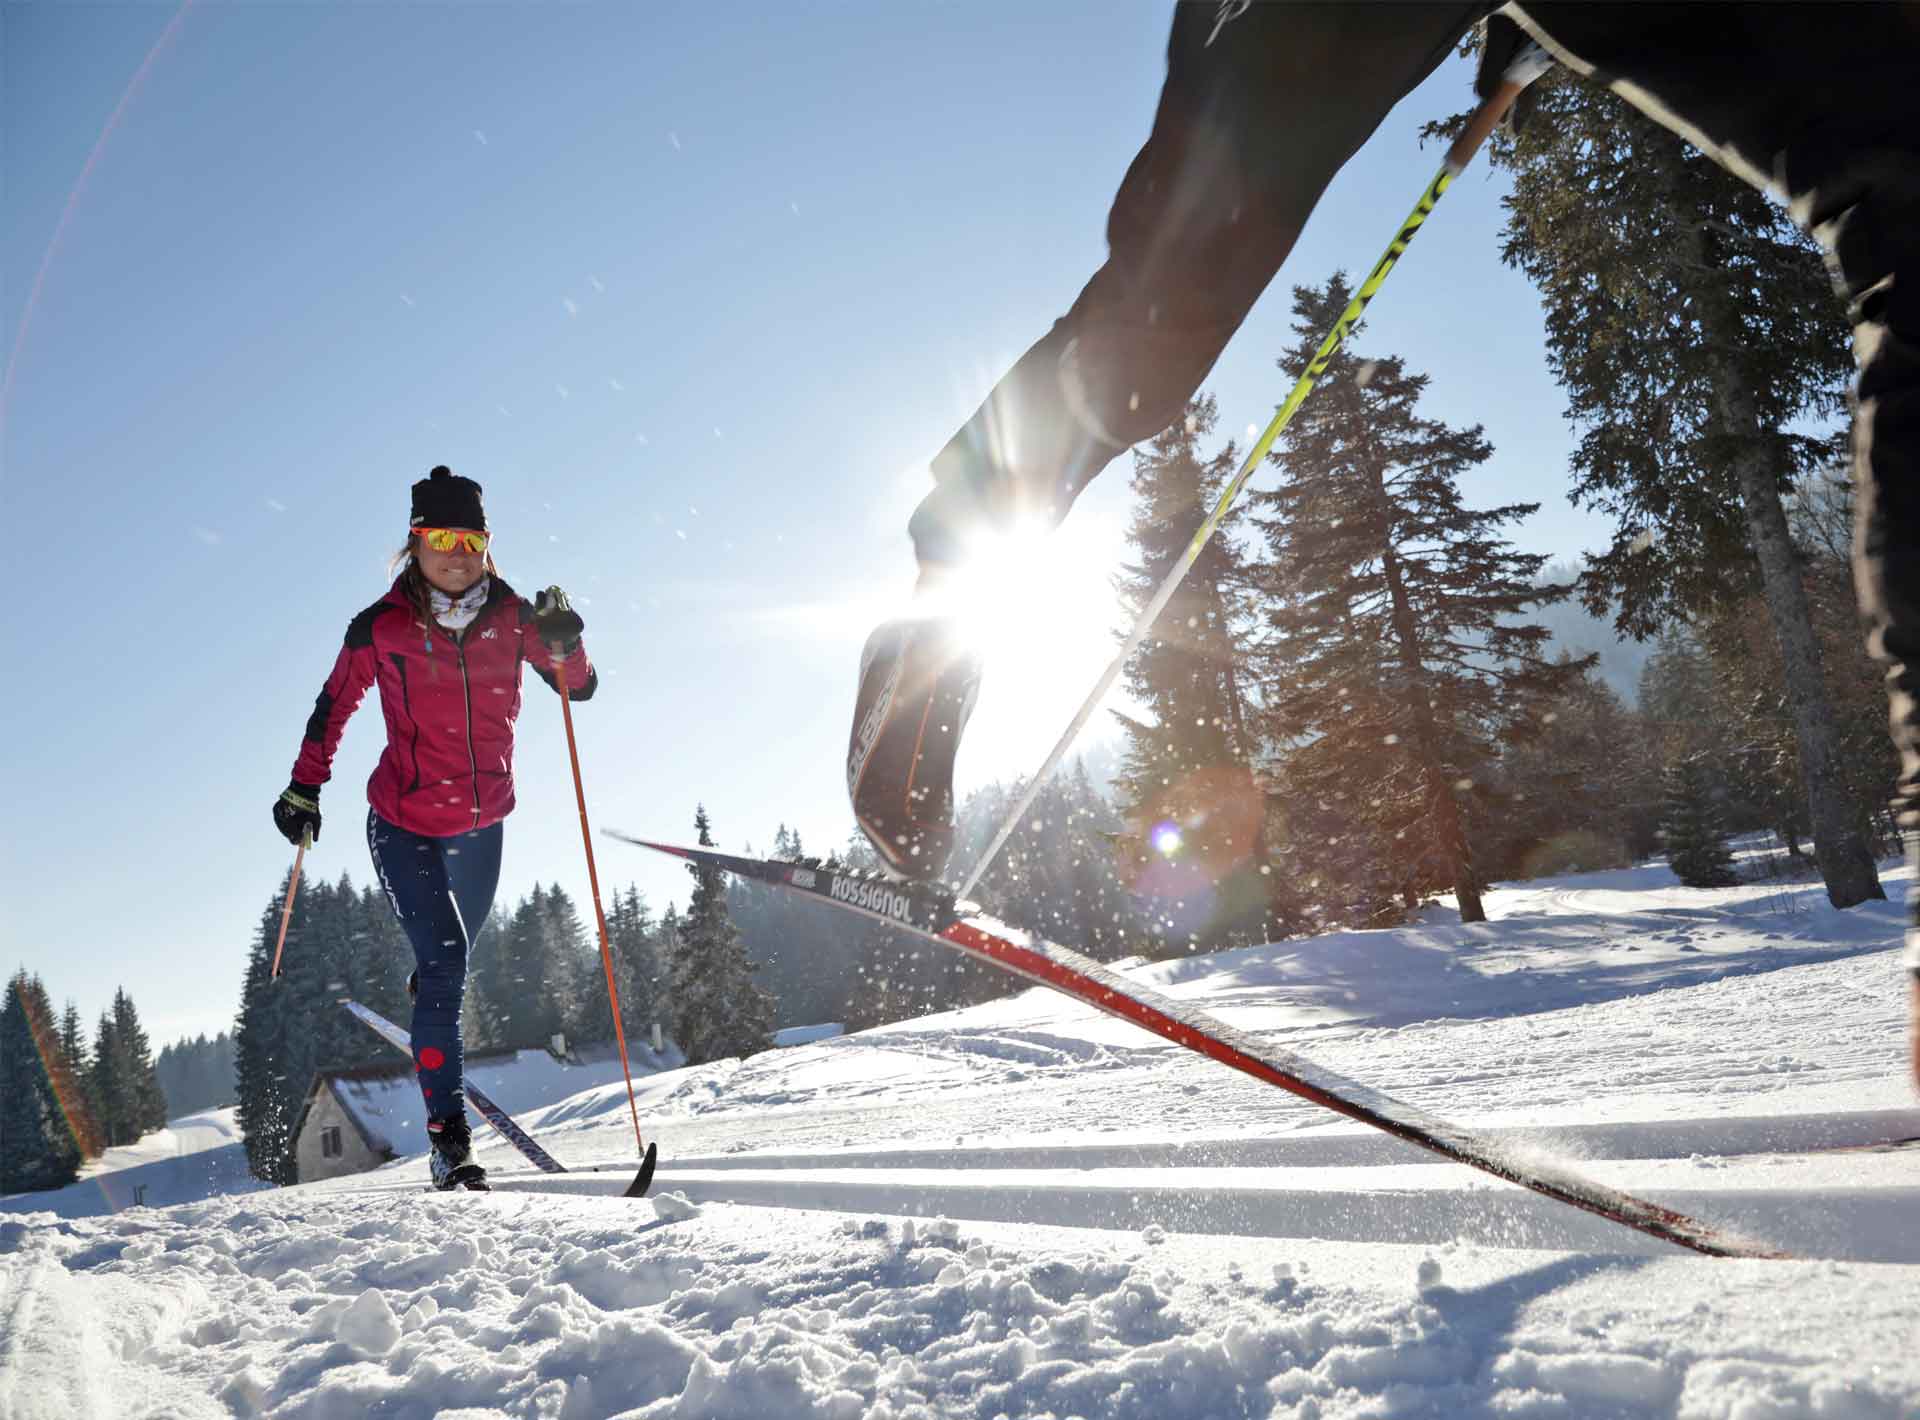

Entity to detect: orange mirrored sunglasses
[413,527,490,554]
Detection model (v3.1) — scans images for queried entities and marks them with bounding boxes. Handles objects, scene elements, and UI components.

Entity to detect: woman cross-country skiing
[271,466,596,1189]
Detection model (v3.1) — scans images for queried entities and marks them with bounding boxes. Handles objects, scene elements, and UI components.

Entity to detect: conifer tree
[1114,396,1295,950]
[1253,276,1591,923]
[233,873,398,1184]
[106,989,170,1135]
[1,970,86,1192]
[90,1010,130,1146]
[1491,65,1882,908]
[668,806,775,1065]
[235,898,300,1184]
[540,884,593,1048]
[1491,662,1661,875]
[610,885,661,1040]
[651,903,682,1038]
[1662,755,1740,888]
[58,1000,102,1142]
[154,1031,241,1118]
[961,766,1152,960]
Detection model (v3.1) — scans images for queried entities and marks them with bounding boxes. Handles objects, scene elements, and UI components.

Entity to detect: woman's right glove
[273,781,322,846]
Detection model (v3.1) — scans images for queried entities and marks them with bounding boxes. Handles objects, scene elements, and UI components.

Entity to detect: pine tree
[609,885,662,1041]
[1662,756,1740,888]
[668,807,776,1065]
[1491,661,1662,875]
[1252,276,1592,924]
[1,970,86,1191]
[104,989,170,1135]
[1491,64,1883,908]
[232,871,398,1184]
[1113,396,1296,950]
[957,766,1154,961]
[153,1030,241,1118]
[539,884,593,1050]
[57,1000,103,1150]
[235,897,300,1184]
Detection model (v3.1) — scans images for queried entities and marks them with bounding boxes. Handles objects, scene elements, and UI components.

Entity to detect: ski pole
[269,830,309,980]
[956,47,1551,902]
[553,652,655,1169]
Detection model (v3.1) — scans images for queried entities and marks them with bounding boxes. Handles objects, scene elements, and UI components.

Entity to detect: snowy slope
[0,1108,269,1222]
[4,857,1918,1418]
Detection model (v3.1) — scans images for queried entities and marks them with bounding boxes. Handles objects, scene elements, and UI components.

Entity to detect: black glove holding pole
[533,586,585,655]
[273,781,322,846]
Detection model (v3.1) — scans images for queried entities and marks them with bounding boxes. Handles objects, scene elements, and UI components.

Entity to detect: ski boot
[847,614,982,880]
[427,1112,488,1191]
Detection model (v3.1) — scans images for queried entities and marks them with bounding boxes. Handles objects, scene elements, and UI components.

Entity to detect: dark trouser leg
[367,811,503,1119]
[910,1,1484,567]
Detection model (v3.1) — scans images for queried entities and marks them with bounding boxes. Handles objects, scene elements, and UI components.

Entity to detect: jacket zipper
[456,637,480,829]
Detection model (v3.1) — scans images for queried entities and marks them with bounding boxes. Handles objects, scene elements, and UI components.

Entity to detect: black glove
[533,586,585,654]
[273,781,322,846]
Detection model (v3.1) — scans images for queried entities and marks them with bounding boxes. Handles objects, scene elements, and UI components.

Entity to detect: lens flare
[1150,821,1184,857]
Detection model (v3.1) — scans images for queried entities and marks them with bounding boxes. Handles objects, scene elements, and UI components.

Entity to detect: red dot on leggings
[418,1046,446,1070]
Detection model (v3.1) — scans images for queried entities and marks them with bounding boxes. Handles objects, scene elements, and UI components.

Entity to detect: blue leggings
[366,809,503,1122]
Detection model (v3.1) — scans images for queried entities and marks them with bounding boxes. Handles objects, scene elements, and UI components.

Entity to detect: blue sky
[2,1,1616,1043]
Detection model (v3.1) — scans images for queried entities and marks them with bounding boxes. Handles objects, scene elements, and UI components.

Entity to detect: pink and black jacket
[291,576,595,838]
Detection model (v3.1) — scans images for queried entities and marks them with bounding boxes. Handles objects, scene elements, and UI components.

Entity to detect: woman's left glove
[533,586,585,654]
[273,781,322,846]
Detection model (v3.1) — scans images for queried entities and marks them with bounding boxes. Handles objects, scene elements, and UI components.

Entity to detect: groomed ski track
[310,872,1920,1265]
[332,1103,1918,1262]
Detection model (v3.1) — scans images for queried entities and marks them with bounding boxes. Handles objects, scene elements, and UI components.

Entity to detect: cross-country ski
[609,834,1786,1259]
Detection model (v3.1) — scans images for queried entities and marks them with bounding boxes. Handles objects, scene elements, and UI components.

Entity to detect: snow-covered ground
[0,1107,269,1222]
[5,855,1919,1418]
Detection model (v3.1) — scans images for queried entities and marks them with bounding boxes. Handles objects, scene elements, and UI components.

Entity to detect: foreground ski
[341,998,657,1197]
[608,834,1786,1260]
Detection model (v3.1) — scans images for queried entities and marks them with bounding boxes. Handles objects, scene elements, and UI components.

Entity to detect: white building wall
[296,1084,391,1183]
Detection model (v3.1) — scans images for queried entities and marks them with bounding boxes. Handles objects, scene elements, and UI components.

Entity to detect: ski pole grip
[1445,41,1551,174]
[1445,82,1521,174]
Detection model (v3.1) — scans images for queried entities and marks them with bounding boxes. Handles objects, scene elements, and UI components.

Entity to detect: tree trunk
[1708,360,1885,907]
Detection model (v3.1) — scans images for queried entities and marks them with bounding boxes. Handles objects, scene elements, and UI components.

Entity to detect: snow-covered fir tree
[668,807,775,1066]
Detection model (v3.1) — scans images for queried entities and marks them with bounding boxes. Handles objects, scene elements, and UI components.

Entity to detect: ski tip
[623,1141,659,1198]
[603,829,689,860]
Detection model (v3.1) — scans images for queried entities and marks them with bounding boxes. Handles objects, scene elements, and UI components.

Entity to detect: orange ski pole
[554,652,655,1176]
[269,831,308,980]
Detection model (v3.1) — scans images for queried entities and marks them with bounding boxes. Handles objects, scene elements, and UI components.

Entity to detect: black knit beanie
[409,465,487,531]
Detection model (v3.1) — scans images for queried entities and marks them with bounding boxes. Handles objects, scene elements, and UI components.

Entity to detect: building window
[320,1126,343,1159]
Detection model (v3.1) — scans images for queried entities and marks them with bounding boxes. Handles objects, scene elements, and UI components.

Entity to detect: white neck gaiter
[428,576,490,632]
